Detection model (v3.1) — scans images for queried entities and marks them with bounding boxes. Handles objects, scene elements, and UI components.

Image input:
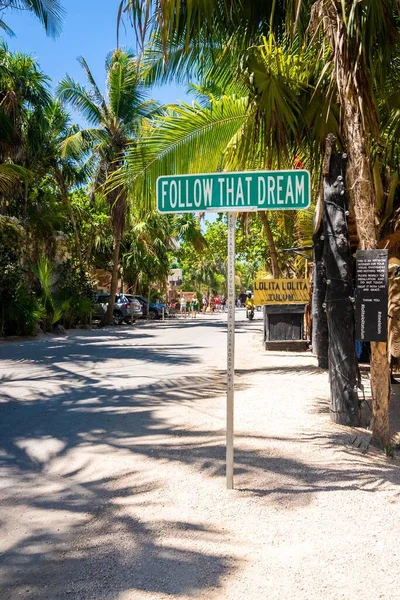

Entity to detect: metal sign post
[156,168,311,491]
[226,212,236,489]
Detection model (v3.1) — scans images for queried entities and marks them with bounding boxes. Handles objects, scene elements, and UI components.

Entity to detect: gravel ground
[1,312,400,600]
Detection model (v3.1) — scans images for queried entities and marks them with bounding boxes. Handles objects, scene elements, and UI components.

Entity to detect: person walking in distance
[209,295,215,313]
[202,295,207,313]
[190,295,198,318]
[180,295,187,318]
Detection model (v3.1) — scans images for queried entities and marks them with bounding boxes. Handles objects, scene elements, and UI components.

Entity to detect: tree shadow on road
[309,393,400,453]
[2,363,400,495]
[0,329,244,599]
[2,329,400,598]
[0,469,237,600]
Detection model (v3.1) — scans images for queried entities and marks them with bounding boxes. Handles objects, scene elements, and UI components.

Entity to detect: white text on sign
[157,170,311,213]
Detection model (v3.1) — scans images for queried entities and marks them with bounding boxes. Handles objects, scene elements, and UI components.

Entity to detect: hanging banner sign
[157,170,311,213]
[254,278,309,305]
[355,249,388,342]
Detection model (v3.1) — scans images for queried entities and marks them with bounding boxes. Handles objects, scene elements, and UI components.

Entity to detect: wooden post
[323,152,360,425]
[312,133,335,369]
[312,226,329,368]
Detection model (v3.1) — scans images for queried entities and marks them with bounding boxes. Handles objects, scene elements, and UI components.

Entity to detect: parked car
[93,293,142,325]
[133,295,169,320]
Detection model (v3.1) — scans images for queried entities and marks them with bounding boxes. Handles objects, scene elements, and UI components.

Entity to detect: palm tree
[307,0,399,446]
[35,100,96,260]
[122,0,400,447]
[0,0,64,37]
[0,42,52,216]
[58,50,158,324]
[0,42,51,163]
[122,36,331,278]
[123,210,172,287]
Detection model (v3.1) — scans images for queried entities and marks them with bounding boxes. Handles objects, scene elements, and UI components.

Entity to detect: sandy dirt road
[1,312,400,600]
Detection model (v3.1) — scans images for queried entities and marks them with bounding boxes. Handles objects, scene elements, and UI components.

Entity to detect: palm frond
[107,50,147,123]
[120,94,249,207]
[0,0,64,37]
[60,129,109,158]
[77,56,109,118]
[57,76,103,125]
[24,0,65,37]
[140,34,220,87]
[120,0,287,50]
[0,19,15,37]
[0,163,30,193]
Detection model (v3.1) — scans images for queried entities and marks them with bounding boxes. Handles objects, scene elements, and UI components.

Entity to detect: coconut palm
[38,100,95,260]
[123,210,206,296]
[122,0,400,447]
[0,42,51,163]
[0,0,64,37]
[58,50,160,324]
[290,1,399,447]
[121,36,332,278]
[0,42,53,217]
[123,211,172,303]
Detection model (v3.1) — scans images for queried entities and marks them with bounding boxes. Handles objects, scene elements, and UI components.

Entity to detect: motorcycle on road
[246,306,255,321]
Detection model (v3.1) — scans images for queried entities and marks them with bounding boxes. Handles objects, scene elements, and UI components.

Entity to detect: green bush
[0,263,44,337]
[33,257,95,330]
[0,218,96,336]
[0,218,43,337]
[56,260,96,328]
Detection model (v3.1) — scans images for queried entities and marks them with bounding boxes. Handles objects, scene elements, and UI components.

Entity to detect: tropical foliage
[120,0,400,448]
[0,0,64,37]
[58,49,161,323]
[3,0,400,452]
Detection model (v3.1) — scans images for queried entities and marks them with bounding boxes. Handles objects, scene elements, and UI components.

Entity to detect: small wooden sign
[254,278,309,305]
[355,249,388,342]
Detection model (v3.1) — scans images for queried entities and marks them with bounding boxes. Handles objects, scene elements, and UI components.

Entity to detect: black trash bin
[263,304,308,351]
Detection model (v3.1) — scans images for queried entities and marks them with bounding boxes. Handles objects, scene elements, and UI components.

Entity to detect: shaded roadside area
[0,327,236,599]
[1,322,400,599]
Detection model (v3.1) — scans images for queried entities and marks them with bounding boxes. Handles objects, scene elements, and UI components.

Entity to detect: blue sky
[4,2,217,223]
[4,0,190,114]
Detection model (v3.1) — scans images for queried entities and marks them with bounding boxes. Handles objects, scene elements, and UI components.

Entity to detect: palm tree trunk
[324,8,391,447]
[344,116,390,446]
[341,93,390,447]
[105,229,122,325]
[54,166,82,261]
[132,275,139,295]
[259,211,280,278]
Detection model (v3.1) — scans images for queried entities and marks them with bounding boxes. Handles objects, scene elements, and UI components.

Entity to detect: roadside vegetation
[0,25,298,336]
[1,0,400,448]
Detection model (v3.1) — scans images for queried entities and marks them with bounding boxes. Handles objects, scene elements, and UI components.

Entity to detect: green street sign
[157,170,311,213]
